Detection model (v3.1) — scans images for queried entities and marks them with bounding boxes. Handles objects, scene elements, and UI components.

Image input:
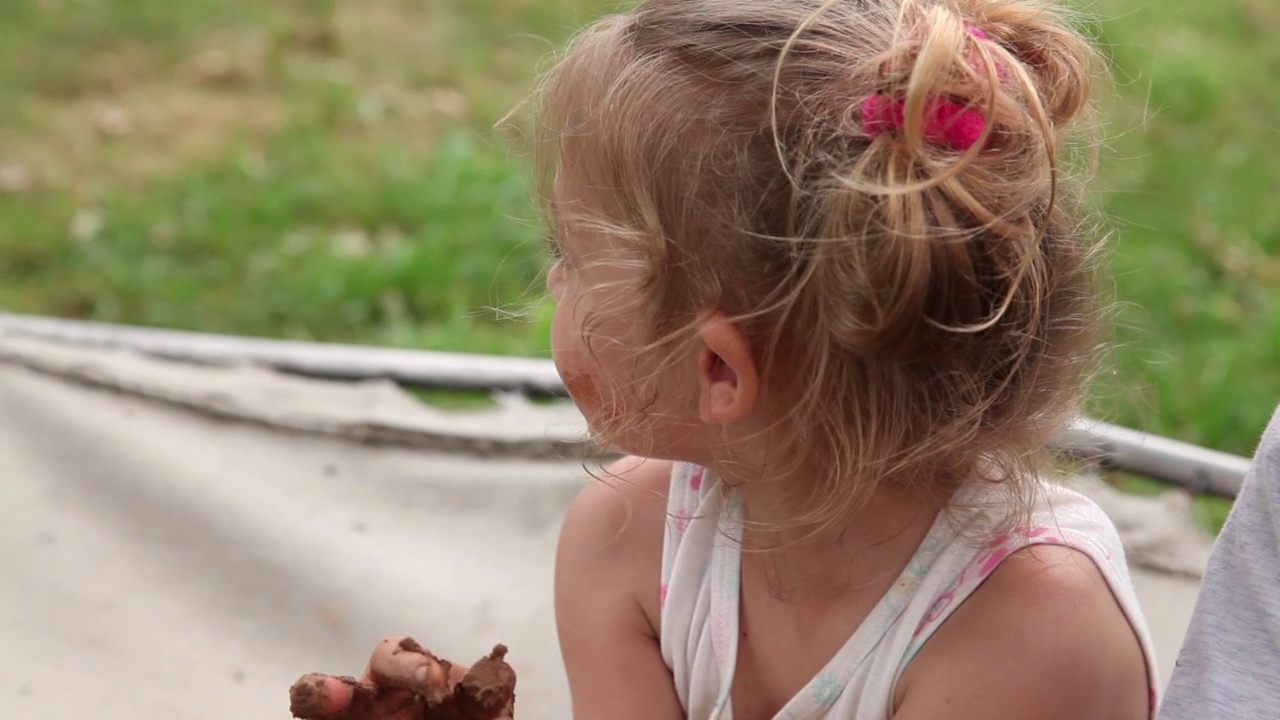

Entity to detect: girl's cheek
[549,294,604,415]
[549,297,581,377]
[550,315,601,413]
[559,363,601,411]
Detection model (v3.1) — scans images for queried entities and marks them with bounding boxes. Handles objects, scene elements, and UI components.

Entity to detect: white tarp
[0,336,1215,720]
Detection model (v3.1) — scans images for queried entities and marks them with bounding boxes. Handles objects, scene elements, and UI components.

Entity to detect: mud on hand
[289,637,517,720]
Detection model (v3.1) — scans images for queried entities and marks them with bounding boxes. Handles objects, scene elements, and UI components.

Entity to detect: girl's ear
[695,313,760,425]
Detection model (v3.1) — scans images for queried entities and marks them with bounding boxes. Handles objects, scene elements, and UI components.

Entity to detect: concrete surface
[0,337,1214,719]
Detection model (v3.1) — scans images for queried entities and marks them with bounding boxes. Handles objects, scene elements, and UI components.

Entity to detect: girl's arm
[892,544,1149,720]
[555,456,686,720]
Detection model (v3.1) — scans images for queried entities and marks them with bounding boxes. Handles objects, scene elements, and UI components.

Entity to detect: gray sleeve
[1159,403,1280,719]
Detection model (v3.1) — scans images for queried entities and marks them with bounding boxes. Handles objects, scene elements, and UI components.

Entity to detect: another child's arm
[555,456,686,720]
[1159,405,1280,718]
[892,544,1149,720]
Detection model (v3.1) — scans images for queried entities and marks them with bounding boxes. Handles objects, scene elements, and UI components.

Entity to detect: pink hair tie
[861,26,999,151]
[966,27,1009,80]
[861,94,987,151]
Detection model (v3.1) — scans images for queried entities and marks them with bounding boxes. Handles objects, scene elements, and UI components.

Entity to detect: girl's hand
[289,636,516,720]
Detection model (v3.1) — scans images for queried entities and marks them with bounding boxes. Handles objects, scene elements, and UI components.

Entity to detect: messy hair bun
[805,0,1098,350]
[535,0,1107,533]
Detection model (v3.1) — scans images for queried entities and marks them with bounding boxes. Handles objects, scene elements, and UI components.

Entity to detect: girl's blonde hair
[534,0,1107,535]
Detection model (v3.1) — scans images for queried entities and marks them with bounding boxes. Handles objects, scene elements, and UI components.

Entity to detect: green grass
[1,0,1277,489]
[3,129,554,353]
[0,0,587,358]
[1086,0,1280,463]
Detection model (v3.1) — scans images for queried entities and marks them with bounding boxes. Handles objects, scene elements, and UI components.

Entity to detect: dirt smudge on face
[558,364,601,411]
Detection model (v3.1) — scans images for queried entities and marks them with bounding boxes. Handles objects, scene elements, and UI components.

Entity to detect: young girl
[308,0,1158,718]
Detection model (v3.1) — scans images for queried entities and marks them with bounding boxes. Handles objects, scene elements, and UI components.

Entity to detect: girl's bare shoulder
[553,456,686,720]
[556,456,674,622]
[895,544,1149,720]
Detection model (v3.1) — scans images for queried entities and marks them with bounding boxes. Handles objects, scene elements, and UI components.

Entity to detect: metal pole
[1053,417,1248,499]
[0,312,566,397]
[0,312,1251,497]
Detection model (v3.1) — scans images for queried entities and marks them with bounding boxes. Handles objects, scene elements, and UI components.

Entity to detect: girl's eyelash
[544,232,563,258]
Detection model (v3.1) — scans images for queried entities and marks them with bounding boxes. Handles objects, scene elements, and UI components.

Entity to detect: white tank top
[658,462,1161,719]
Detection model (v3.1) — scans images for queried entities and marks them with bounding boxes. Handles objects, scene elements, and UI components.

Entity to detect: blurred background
[1,0,1277,518]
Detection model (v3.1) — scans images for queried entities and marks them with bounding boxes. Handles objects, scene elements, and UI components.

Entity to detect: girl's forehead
[549,172,599,231]
[550,165,645,264]
[552,170,567,201]
[552,168,587,208]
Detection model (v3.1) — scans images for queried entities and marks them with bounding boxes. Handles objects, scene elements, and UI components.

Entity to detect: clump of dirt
[290,641,516,720]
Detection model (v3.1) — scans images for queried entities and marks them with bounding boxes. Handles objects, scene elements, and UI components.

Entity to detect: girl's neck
[727,467,950,603]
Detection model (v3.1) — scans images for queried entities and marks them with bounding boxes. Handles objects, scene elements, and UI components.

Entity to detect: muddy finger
[365,637,455,701]
[290,674,369,719]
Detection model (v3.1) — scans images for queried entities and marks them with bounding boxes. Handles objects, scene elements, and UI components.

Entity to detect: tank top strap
[660,462,706,612]
[659,462,734,719]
